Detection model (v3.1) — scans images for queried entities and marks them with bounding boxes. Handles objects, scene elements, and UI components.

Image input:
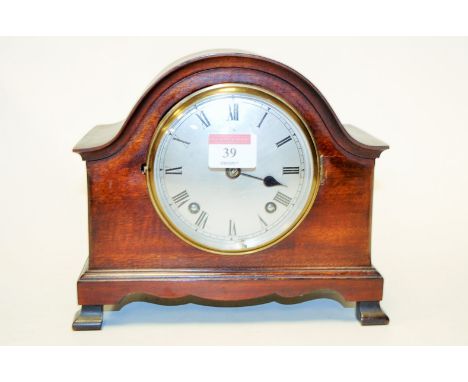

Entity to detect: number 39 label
[208,134,257,168]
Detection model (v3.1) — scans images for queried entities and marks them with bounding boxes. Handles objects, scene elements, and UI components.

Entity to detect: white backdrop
[1,37,467,345]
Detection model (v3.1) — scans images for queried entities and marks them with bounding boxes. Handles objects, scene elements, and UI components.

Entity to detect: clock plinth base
[72,305,103,331]
[355,301,389,325]
[74,261,388,328]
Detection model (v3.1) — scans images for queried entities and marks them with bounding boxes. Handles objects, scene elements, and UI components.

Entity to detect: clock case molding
[72,52,389,330]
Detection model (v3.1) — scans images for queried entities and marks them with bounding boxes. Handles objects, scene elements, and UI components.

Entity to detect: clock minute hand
[240,173,264,181]
[240,172,284,187]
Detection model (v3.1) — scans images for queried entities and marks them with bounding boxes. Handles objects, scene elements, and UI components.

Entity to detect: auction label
[208,134,257,168]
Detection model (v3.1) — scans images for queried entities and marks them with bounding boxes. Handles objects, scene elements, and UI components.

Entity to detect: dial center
[225,168,241,179]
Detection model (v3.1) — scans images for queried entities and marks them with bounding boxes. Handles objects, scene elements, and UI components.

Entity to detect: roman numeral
[258,215,268,227]
[275,136,292,148]
[173,136,190,146]
[283,166,300,175]
[172,190,189,208]
[257,111,268,128]
[195,211,208,229]
[196,111,210,128]
[165,166,183,175]
[229,104,239,120]
[273,191,292,207]
[229,219,237,236]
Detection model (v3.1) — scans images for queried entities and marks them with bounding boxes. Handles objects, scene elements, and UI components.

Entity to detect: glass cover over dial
[147,84,319,254]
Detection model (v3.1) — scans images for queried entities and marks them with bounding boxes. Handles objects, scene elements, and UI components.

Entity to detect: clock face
[147,84,319,254]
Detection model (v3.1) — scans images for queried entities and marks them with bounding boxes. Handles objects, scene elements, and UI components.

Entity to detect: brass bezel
[146,83,320,255]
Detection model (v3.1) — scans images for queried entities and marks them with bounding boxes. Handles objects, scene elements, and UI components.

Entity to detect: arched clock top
[73,52,388,161]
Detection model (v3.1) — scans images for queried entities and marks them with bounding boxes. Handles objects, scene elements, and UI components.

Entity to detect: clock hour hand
[240,172,284,187]
[263,175,284,187]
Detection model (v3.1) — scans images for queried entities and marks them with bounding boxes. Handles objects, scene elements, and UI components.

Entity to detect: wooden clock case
[72,52,389,330]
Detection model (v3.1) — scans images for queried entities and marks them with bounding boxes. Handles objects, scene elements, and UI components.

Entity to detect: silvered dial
[148,84,318,254]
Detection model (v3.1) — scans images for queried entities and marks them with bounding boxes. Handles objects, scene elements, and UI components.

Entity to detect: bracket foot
[72,305,103,331]
[356,301,389,325]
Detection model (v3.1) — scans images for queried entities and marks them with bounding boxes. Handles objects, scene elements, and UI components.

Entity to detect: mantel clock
[72,52,389,330]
